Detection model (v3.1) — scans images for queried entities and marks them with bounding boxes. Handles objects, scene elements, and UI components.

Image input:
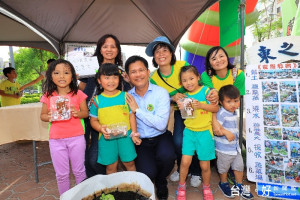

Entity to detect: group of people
[1,33,253,200]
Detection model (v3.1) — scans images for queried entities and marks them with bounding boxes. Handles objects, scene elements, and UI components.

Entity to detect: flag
[291,3,300,36]
[281,0,298,36]
[219,0,242,47]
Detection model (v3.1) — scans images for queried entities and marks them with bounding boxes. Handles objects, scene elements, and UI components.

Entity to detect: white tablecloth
[0,102,49,145]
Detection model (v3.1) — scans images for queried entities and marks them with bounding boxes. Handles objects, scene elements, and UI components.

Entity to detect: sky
[0,46,11,62]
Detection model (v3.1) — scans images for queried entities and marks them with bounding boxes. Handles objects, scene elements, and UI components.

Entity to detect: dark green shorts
[97,131,137,165]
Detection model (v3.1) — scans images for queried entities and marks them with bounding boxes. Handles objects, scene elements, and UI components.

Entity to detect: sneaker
[203,187,214,200]
[156,185,168,200]
[190,175,202,187]
[236,184,254,200]
[170,171,180,182]
[218,182,234,198]
[176,187,186,200]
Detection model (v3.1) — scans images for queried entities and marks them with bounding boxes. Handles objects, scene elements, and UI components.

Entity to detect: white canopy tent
[0,0,218,55]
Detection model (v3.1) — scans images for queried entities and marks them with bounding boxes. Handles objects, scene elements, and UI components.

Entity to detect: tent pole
[239,0,245,149]
[9,46,15,68]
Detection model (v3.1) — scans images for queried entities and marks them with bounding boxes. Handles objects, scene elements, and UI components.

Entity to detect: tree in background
[14,48,57,89]
[250,0,282,42]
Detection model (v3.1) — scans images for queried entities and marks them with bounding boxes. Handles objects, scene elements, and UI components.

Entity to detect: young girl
[89,63,137,174]
[40,59,89,195]
[176,65,219,200]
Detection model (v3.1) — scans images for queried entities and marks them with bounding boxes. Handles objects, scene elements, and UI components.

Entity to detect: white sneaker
[190,175,201,187]
[169,171,180,182]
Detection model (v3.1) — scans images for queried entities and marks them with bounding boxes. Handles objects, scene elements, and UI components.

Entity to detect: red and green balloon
[181,0,259,73]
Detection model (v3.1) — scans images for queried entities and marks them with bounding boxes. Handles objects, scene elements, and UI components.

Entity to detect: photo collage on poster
[260,66,300,186]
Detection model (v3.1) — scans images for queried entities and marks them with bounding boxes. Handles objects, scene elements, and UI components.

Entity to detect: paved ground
[0,141,265,200]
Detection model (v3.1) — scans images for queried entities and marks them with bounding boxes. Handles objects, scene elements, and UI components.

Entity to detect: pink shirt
[40,90,87,139]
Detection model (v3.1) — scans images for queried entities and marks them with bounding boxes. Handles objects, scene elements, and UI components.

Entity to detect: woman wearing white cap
[145,36,203,189]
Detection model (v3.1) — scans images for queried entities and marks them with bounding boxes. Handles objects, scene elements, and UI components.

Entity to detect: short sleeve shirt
[89,91,131,133]
[0,80,21,106]
[184,86,212,133]
[40,90,87,139]
[201,69,245,95]
[150,60,188,96]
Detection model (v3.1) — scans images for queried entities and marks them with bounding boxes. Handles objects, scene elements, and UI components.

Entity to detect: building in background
[0,57,3,70]
[252,0,283,43]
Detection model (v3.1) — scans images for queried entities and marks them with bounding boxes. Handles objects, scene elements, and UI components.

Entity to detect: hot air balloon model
[180,0,259,73]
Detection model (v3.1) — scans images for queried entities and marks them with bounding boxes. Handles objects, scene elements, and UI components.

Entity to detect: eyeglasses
[129,68,147,75]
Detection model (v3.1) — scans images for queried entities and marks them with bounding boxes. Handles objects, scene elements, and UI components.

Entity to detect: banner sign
[246,36,300,65]
[245,62,300,199]
[256,182,300,199]
[65,43,98,77]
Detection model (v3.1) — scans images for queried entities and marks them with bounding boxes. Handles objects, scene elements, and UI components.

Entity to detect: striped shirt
[215,107,241,155]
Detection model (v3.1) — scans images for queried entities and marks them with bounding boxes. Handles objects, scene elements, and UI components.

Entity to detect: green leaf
[13,48,57,88]
[100,193,115,200]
